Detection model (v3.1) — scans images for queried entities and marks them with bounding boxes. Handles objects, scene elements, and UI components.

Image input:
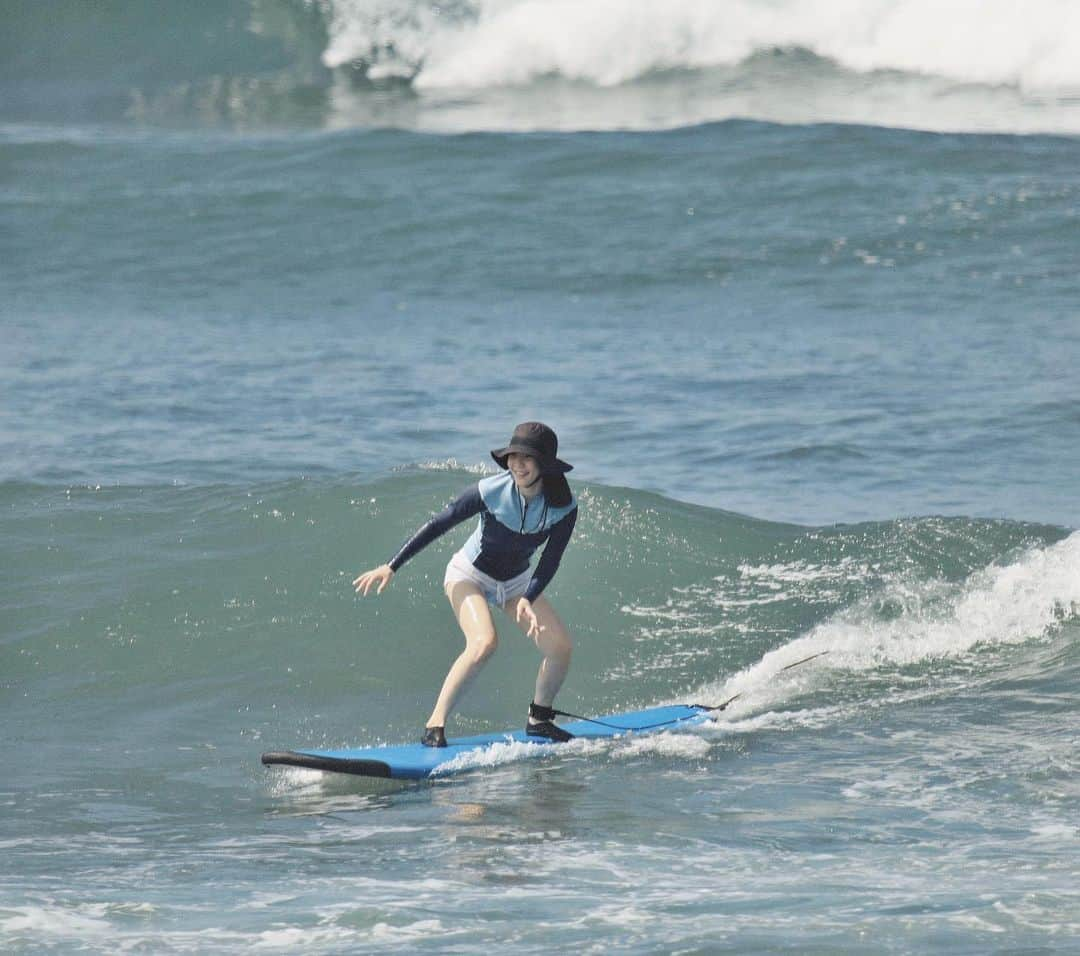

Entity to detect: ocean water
[3,1,1080,952]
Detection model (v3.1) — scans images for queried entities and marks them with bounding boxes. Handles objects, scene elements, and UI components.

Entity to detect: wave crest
[7,0,1080,131]
[322,0,1080,93]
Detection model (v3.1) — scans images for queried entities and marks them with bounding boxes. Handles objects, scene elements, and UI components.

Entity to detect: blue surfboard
[261,704,711,780]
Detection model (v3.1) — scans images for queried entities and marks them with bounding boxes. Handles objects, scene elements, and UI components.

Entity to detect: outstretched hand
[353,564,394,596]
[515,597,543,639]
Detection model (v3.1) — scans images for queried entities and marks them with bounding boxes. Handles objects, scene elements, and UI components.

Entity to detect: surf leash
[547,707,704,732]
[690,650,830,712]
[550,650,831,731]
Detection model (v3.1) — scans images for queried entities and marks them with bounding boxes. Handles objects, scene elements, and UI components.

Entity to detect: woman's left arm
[523,507,578,603]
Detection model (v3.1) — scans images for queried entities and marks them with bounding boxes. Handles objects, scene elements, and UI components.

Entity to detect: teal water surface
[3,1,1080,952]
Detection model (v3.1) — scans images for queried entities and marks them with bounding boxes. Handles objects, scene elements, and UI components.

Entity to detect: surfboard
[261,704,711,780]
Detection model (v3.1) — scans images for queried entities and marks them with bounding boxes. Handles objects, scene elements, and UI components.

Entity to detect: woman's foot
[526,719,574,742]
[526,702,574,742]
[421,726,447,748]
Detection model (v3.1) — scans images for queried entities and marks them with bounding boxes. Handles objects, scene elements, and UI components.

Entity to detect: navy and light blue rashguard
[388,472,577,603]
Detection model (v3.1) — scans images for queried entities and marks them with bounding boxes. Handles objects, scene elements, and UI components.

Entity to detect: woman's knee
[551,633,572,663]
[467,632,498,664]
[539,628,571,663]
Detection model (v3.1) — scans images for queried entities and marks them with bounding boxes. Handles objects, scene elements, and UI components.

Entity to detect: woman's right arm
[353,486,484,596]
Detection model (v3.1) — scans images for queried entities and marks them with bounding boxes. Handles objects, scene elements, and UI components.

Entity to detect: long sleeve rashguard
[387,474,577,602]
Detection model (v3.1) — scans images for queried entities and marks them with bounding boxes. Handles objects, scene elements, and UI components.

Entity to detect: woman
[353,422,579,748]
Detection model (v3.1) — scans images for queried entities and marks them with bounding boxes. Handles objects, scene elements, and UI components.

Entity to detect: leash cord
[690,650,830,712]
[550,708,706,732]
[552,650,831,728]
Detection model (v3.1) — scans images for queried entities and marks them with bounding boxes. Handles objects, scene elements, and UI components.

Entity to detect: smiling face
[506,452,542,495]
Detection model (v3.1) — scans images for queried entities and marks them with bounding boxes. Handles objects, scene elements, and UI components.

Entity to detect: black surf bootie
[526,702,574,743]
[421,725,447,748]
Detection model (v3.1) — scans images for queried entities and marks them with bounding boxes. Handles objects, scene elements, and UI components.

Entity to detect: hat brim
[491,443,573,474]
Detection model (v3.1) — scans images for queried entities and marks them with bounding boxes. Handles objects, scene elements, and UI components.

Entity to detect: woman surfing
[353,422,579,748]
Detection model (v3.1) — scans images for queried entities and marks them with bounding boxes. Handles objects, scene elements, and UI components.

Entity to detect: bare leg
[503,594,573,711]
[426,581,499,728]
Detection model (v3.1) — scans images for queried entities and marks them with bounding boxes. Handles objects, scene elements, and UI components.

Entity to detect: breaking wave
[5,0,1080,132]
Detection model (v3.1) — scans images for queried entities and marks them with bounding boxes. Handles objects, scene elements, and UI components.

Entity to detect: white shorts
[443,549,532,606]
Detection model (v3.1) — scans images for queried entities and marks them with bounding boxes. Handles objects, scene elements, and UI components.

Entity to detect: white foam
[428,736,544,775]
[322,0,1080,92]
[313,1,1080,132]
[427,726,714,776]
[0,899,439,953]
[0,905,112,938]
[413,458,495,475]
[252,924,359,949]
[429,734,609,776]
[369,918,447,942]
[701,530,1080,715]
[614,731,712,760]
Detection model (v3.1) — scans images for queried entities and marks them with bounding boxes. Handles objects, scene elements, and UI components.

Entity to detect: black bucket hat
[491,422,573,475]
[492,422,574,507]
